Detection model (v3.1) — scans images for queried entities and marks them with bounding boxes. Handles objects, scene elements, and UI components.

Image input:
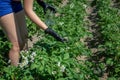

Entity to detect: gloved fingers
[45,28,67,43]
[47,5,56,13]
[43,4,56,14]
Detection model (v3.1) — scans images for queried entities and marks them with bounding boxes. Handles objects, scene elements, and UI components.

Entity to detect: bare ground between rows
[84,0,108,79]
[112,0,120,8]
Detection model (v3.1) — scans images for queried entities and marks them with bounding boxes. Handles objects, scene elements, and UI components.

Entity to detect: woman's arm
[23,0,48,30]
[23,0,66,42]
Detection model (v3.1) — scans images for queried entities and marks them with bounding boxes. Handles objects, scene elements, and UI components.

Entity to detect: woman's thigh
[12,1,28,40]
[0,13,22,46]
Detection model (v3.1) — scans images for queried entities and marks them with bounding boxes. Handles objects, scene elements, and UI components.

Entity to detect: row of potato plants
[95,0,120,79]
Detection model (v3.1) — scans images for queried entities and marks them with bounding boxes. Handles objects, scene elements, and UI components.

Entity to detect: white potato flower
[57,62,61,67]
[60,65,66,72]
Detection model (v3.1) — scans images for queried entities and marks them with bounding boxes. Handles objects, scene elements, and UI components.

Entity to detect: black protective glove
[45,28,66,42]
[36,0,56,14]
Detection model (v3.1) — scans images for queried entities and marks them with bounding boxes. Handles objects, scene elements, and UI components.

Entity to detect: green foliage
[0,0,120,80]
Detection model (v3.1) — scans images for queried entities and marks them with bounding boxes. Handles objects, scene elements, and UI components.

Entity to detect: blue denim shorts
[0,0,23,17]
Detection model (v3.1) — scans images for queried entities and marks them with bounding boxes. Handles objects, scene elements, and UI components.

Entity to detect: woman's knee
[11,41,21,52]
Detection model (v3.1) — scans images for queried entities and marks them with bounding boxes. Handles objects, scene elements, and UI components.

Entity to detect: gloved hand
[36,0,56,14]
[45,28,66,42]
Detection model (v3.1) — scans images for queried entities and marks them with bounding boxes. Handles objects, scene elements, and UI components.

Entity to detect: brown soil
[85,0,108,79]
[27,34,41,49]
[112,0,120,8]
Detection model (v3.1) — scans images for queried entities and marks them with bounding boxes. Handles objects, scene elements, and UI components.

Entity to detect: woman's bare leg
[14,10,28,50]
[0,13,22,66]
